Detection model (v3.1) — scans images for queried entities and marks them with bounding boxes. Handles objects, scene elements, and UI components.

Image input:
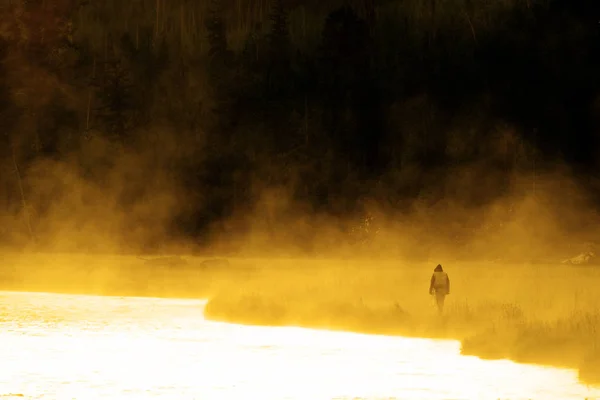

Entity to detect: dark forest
[1,0,600,257]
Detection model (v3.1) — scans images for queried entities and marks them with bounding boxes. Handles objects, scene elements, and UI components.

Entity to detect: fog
[1,0,599,393]
[2,118,600,260]
[1,125,600,387]
[219,166,600,262]
[2,130,194,254]
[3,132,599,261]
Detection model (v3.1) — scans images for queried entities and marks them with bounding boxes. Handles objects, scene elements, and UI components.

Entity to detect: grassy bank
[2,253,599,385]
[201,259,600,386]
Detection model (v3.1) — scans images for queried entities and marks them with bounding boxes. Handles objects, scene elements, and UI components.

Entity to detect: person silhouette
[429,264,450,313]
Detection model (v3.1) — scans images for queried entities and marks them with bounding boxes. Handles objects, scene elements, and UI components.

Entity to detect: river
[1,291,599,400]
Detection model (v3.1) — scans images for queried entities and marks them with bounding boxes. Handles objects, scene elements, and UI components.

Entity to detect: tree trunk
[156,0,161,38]
[304,95,309,145]
[364,0,375,35]
[86,57,96,131]
[429,0,436,47]
[465,12,478,45]
[12,148,34,243]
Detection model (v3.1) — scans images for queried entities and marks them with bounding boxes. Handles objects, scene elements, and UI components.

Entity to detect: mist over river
[1,291,599,400]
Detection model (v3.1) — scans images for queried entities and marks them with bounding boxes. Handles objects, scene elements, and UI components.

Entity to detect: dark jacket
[429,265,450,294]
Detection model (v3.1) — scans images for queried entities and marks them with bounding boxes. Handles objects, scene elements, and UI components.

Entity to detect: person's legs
[435,293,445,313]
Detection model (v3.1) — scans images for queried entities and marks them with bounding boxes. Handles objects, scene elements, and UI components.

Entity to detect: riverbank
[2,252,599,386]
[204,297,600,386]
[201,260,600,386]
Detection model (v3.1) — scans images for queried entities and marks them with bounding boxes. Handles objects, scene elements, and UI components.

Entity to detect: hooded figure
[429,264,450,313]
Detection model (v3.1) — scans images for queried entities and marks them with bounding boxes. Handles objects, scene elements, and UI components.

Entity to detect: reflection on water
[1,291,599,400]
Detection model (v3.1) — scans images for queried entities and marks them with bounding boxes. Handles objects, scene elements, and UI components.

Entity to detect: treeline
[0,0,599,251]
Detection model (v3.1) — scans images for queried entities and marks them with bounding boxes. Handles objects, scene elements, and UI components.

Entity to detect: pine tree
[268,0,290,60]
[205,0,234,111]
[94,58,134,140]
[205,0,229,64]
[0,39,18,149]
[265,0,292,99]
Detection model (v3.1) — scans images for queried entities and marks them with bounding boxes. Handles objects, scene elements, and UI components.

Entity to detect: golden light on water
[1,291,599,400]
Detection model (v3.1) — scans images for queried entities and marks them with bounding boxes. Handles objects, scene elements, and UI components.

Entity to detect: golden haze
[1,136,600,387]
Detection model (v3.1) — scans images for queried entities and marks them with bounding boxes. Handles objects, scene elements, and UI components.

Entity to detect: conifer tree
[94,58,134,139]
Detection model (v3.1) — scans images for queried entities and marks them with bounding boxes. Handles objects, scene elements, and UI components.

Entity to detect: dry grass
[202,259,600,386]
[1,253,599,385]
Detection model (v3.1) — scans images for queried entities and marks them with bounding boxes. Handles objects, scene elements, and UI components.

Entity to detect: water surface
[1,291,599,400]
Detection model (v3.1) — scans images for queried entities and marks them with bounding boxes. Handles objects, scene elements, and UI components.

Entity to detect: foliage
[0,0,599,250]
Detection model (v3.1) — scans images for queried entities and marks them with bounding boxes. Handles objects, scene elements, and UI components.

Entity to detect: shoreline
[1,283,598,388]
[2,253,599,387]
[203,294,600,387]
